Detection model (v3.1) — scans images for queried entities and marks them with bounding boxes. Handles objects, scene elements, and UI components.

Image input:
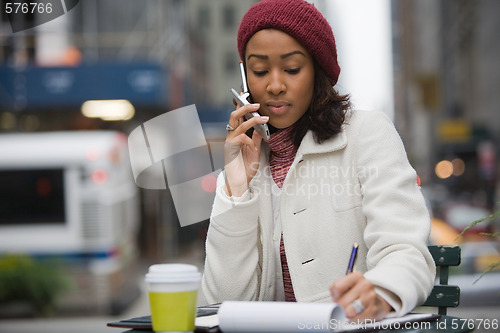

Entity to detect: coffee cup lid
[145,263,201,283]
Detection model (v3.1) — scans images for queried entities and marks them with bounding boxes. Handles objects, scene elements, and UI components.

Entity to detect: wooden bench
[421,245,461,315]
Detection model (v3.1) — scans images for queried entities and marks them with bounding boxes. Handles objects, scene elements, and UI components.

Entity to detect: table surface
[116,315,475,333]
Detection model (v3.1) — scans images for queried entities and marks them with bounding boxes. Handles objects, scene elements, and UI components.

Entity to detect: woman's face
[245,29,315,129]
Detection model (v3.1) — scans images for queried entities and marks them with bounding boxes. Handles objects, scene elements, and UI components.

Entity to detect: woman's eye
[253,70,268,76]
[285,68,301,74]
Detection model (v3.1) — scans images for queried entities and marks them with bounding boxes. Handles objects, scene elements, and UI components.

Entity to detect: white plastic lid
[145,264,201,284]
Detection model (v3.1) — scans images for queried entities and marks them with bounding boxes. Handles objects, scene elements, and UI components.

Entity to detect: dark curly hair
[289,62,351,148]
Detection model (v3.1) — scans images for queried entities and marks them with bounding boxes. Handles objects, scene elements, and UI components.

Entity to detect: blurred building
[186,0,257,106]
[0,0,208,132]
[0,0,278,264]
[392,0,499,211]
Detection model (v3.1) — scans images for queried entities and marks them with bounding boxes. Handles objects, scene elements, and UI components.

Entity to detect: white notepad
[215,301,439,333]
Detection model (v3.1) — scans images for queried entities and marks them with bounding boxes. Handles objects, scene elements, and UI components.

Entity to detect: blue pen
[346,243,359,275]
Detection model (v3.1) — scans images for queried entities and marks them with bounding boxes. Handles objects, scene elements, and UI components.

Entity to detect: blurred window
[0,169,65,225]
[223,4,235,30]
[225,51,236,75]
[198,6,210,30]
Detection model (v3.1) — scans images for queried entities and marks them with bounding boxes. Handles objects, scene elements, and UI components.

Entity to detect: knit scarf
[267,126,297,302]
[267,126,298,188]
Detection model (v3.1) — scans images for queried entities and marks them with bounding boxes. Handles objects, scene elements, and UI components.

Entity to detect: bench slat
[428,245,461,266]
[421,285,460,308]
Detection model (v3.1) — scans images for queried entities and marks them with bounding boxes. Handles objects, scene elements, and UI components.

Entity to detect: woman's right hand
[224,102,269,197]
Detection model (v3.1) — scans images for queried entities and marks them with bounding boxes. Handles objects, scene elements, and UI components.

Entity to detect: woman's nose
[267,71,286,95]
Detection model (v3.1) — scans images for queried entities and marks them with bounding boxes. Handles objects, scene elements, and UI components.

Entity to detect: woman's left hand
[329,272,392,321]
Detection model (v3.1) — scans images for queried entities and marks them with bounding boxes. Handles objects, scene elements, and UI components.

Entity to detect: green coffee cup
[145,264,201,333]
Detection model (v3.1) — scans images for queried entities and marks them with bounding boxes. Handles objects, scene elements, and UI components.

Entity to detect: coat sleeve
[199,172,262,305]
[353,111,436,316]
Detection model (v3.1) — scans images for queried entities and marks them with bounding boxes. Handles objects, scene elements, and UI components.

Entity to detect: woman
[200,0,435,321]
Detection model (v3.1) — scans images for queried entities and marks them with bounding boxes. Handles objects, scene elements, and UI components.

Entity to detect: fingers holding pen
[330,272,391,321]
[330,272,369,319]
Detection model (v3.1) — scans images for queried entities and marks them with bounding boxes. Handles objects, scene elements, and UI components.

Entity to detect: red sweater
[267,126,297,302]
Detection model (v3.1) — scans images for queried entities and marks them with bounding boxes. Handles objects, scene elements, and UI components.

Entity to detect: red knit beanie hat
[238,0,341,85]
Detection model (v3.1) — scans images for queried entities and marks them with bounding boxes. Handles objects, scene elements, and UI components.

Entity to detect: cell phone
[231,61,270,141]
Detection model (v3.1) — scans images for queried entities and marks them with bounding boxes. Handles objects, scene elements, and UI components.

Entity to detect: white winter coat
[200,110,436,316]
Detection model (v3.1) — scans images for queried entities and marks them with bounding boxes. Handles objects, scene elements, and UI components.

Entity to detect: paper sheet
[216,302,439,332]
[195,314,219,329]
[218,301,347,332]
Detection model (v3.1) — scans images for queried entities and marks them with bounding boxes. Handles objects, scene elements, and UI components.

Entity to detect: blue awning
[0,62,168,110]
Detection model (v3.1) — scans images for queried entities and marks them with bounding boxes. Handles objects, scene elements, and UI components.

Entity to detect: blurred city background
[0,0,498,332]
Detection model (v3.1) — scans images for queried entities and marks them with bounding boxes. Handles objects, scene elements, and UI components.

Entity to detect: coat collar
[261,115,349,161]
[297,127,347,156]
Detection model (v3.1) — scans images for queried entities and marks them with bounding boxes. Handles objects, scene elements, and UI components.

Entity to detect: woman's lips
[267,103,290,115]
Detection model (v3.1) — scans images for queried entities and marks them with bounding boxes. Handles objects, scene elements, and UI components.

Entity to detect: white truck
[0,130,141,314]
